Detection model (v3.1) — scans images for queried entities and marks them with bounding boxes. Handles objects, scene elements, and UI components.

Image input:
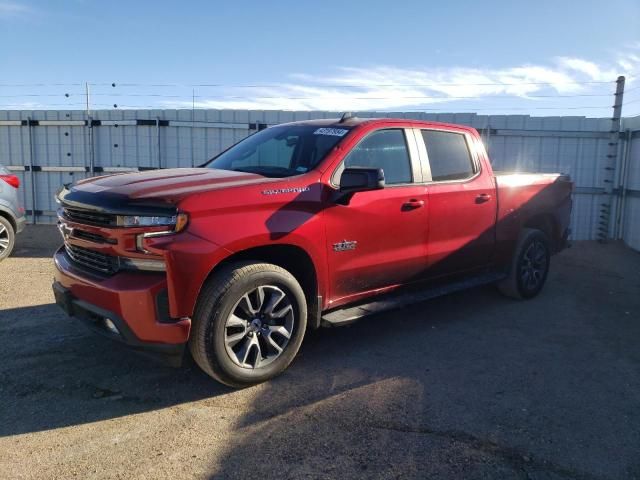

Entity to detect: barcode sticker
[314,128,348,137]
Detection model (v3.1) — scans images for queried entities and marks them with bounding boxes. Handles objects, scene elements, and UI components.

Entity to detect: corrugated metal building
[622,115,640,251]
[0,109,638,249]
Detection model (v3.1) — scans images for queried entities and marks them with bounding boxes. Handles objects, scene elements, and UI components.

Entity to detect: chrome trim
[404,128,424,183]
[136,230,174,254]
[119,257,166,272]
[410,128,432,182]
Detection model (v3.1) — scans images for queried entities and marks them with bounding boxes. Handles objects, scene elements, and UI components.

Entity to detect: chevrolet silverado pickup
[53,115,572,387]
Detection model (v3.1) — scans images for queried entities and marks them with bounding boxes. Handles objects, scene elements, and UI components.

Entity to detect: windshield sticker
[314,127,348,137]
[295,166,308,172]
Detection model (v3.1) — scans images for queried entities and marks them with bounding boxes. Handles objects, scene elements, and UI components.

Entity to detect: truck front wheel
[497,228,551,300]
[189,261,307,387]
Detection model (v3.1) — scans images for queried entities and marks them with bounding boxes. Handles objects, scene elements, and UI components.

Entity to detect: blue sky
[1,0,639,116]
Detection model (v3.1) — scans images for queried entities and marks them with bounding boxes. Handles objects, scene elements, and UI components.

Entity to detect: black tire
[0,216,15,262]
[497,228,551,300]
[189,261,307,388]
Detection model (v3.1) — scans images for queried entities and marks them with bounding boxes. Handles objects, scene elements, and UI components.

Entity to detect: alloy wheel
[0,223,10,255]
[223,285,295,369]
[519,240,547,291]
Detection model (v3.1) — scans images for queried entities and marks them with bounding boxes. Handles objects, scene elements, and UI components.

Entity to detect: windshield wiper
[232,166,295,178]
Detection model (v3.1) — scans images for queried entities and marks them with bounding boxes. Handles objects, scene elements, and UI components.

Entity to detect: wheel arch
[523,213,559,251]
[203,244,322,330]
[0,207,17,231]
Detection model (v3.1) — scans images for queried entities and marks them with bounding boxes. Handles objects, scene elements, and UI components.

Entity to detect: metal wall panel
[621,116,640,250]
[0,109,635,245]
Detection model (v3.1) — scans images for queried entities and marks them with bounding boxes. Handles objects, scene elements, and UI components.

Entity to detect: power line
[78,103,613,111]
[118,80,616,88]
[0,92,617,101]
[0,83,83,87]
[0,79,616,89]
[0,94,84,98]
[398,105,614,112]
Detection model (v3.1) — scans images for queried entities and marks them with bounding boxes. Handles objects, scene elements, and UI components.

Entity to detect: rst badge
[333,240,357,252]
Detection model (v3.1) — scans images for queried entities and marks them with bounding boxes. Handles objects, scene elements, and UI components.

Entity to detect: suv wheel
[0,216,15,262]
[497,228,550,300]
[190,261,307,388]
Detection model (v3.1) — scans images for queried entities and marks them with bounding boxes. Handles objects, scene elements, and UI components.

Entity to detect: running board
[321,272,506,327]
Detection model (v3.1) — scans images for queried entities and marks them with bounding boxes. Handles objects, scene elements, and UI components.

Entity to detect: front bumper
[53,247,190,365]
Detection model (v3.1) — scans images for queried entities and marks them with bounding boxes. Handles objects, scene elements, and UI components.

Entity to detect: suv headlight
[119,213,189,232]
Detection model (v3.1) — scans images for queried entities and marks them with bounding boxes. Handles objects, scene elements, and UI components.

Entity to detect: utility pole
[598,75,625,242]
[86,82,95,176]
[192,88,196,167]
[85,81,91,116]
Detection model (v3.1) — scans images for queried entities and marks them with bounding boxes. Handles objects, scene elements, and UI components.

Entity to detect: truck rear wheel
[189,261,307,388]
[497,228,550,300]
[0,216,15,262]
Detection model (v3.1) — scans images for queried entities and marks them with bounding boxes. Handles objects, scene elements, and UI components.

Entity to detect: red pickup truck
[53,115,572,387]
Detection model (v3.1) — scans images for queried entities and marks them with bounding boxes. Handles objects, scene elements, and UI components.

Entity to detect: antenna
[339,112,355,123]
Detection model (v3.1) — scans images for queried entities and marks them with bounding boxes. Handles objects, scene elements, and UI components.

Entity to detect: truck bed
[494,171,573,258]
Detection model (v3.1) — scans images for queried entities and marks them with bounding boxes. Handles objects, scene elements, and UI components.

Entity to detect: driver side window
[343,129,412,185]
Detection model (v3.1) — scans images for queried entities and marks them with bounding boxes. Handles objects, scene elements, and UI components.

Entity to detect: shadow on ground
[208,243,640,479]
[1,241,640,478]
[0,303,230,437]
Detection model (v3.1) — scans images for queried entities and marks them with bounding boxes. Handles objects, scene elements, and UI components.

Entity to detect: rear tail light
[0,175,20,189]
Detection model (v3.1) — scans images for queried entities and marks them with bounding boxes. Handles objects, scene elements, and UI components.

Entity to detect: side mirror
[335,167,385,204]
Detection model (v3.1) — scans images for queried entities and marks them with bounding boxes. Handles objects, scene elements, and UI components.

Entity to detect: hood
[74,168,269,200]
[58,168,273,215]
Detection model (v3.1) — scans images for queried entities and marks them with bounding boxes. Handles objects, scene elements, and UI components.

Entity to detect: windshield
[206,125,351,178]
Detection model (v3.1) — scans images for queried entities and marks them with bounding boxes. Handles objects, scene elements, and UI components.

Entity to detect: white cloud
[0,1,33,17]
[171,51,639,113]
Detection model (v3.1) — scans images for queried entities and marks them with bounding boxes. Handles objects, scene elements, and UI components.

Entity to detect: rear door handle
[475,193,492,204]
[402,199,425,210]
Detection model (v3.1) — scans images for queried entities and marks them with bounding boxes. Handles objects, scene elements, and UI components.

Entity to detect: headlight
[119,213,189,232]
[120,215,175,227]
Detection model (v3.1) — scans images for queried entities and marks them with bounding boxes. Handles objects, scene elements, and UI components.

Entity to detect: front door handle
[402,199,425,211]
[475,193,492,204]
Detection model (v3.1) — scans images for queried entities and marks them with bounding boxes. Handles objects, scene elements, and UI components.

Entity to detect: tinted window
[343,129,412,184]
[207,125,350,178]
[422,130,475,181]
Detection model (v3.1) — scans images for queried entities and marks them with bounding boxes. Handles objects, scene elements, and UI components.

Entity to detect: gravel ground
[1,226,639,479]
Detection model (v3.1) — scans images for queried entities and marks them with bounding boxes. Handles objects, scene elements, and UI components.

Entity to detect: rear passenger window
[422,130,475,181]
[343,129,412,184]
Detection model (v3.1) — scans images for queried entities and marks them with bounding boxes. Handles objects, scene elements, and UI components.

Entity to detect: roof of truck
[278,117,477,132]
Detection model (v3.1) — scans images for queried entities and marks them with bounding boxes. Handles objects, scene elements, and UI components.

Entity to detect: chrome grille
[65,243,119,275]
[63,208,115,227]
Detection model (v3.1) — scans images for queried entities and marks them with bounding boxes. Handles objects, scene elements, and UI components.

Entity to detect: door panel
[419,129,496,276]
[323,185,428,304]
[426,178,496,275]
[323,128,428,306]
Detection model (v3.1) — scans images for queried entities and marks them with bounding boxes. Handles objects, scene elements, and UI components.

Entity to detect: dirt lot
[1,226,639,479]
